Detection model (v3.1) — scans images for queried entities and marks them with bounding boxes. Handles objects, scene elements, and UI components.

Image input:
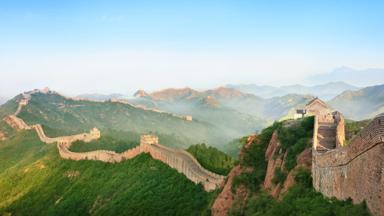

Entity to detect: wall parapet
[314,115,384,168]
[312,114,384,216]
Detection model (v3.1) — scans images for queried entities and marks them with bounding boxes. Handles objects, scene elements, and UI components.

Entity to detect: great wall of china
[3,89,384,214]
[308,98,384,216]
[3,89,224,191]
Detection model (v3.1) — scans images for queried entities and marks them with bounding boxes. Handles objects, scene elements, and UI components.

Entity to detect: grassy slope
[0,131,213,216]
[16,93,228,149]
[70,136,137,153]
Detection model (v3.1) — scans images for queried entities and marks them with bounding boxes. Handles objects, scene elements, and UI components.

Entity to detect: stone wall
[312,114,384,216]
[3,91,224,191]
[57,133,224,191]
[312,111,345,152]
[142,142,224,191]
[4,115,31,130]
[313,115,319,150]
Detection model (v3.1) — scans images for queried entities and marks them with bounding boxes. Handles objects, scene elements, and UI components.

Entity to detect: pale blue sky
[0,0,383,96]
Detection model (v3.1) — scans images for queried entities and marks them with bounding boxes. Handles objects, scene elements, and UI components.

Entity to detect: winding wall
[3,90,224,191]
[312,114,384,216]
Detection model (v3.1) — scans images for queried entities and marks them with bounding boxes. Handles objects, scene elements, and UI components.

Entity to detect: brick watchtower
[140,134,159,146]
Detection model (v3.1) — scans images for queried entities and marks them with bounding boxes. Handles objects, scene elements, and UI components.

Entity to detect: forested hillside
[0,131,214,215]
[10,92,231,150]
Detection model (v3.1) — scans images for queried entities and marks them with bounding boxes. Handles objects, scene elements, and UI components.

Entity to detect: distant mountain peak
[25,87,55,95]
[308,67,384,87]
[329,84,384,120]
[201,96,220,108]
[134,89,150,98]
[205,87,246,99]
[149,87,199,101]
[227,82,358,100]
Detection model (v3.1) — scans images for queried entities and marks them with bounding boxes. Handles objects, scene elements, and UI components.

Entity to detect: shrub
[272,168,287,185]
[233,123,280,192]
[187,143,235,175]
[294,168,312,188]
[277,117,314,171]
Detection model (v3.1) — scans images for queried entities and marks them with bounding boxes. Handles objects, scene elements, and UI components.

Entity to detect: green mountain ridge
[130,88,269,142]
[130,87,315,139]
[0,91,237,215]
[0,131,214,216]
[8,92,231,151]
[329,84,384,120]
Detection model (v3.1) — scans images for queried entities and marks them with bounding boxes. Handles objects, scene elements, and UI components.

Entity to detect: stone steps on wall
[316,145,331,153]
[317,123,337,151]
[318,126,336,132]
[318,138,336,149]
[319,123,336,128]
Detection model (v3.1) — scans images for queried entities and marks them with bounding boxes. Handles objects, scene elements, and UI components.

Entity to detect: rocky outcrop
[133,90,150,98]
[211,165,242,216]
[281,148,312,194]
[201,96,220,108]
[212,135,257,216]
[263,131,284,198]
[212,127,313,214]
[263,132,312,199]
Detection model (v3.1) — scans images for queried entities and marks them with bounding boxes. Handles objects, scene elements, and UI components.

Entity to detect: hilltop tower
[295,97,332,118]
[140,134,159,146]
[90,128,101,139]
